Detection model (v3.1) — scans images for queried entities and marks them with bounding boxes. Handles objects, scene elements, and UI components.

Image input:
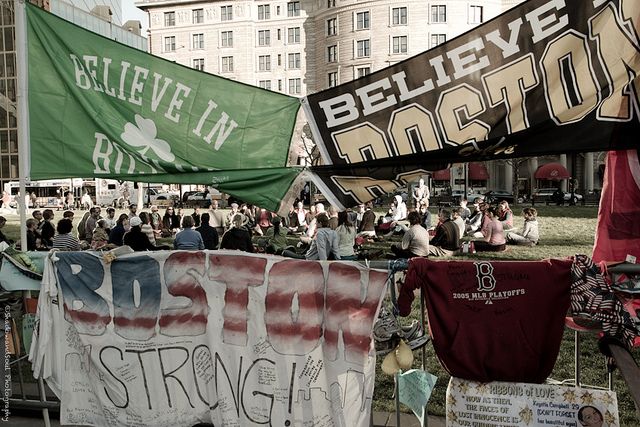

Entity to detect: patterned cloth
[570,255,638,369]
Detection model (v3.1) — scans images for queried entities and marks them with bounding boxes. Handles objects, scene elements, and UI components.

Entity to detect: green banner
[25,3,302,211]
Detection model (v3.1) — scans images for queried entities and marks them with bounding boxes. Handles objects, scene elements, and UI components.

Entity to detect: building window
[221,5,233,21]
[277,29,282,40]
[258,55,271,71]
[164,36,176,52]
[288,53,301,69]
[221,31,233,47]
[392,36,407,54]
[327,0,335,7]
[392,7,407,25]
[278,79,283,91]
[288,27,300,44]
[193,33,204,49]
[470,5,483,24]
[328,72,338,87]
[356,39,370,57]
[259,80,271,90]
[192,9,204,24]
[327,45,337,62]
[356,11,370,30]
[222,56,234,72]
[277,54,282,66]
[431,33,446,47]
[431,5,446,23]
[258,30,271,46]
[288,78,301,95]
[164,11,175,27]
[258,4,270,20]
[357,67,371,78]
[327,18,337,36]
[193,58,204,71]
[287,1,300,17]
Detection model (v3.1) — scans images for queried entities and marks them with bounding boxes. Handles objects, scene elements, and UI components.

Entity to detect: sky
[122,1,148,35]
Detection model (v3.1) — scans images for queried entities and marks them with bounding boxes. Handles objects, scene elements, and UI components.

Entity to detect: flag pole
[15,0,29,250]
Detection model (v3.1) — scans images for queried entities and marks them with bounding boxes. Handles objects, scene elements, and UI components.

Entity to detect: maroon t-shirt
[399,258,573,383]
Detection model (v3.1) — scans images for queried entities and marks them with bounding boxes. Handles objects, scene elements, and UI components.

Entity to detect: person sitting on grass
[90,219,110,250]
[357,201,376,239]
[452,207,465,238]
[258,216,289,255]
[506,207,539,246]
[52,218,80,251]
[381,195,408,236]
[0,216,12,245]
[220,214,254,253]
[428,209,460,257]
[335,211,357,260]
[196,213,219,250]
[390,211,430,259]
[25,218,43,251]
[108,214,129,247]
[124,217,167,251]
[282,213,339,260]
[497,200,515,230]
[473,206,506,252]
[465,198,486,235]
[173,215,205,250]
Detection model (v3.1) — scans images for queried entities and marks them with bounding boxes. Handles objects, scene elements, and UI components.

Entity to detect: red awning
[469,162,489,180]
[534,162,570,180]
[432,169,450,180]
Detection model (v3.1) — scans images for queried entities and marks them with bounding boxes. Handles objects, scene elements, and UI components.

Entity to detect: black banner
[304,0,640,208]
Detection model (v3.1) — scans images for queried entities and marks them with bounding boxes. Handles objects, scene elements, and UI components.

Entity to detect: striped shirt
[52,233,81,251]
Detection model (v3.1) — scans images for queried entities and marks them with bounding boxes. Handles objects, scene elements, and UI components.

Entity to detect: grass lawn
[2,204,638,424]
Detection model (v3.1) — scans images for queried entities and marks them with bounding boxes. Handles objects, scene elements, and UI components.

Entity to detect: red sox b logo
[475,262,496,292]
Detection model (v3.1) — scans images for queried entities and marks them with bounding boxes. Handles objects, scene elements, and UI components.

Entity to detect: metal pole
[15,0,29,248]
[574,330,581,387]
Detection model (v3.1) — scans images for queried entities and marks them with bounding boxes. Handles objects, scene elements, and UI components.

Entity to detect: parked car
[483,190,514,204]
[533,188,583,204]
[186,191,211,207]
[451,190,484,203]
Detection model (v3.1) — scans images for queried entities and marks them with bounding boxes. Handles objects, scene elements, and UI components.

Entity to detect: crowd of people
[0,189,540,261]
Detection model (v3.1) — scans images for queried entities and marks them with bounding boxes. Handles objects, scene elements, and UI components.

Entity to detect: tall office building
[0,0,147,188]
[136,0,512,95]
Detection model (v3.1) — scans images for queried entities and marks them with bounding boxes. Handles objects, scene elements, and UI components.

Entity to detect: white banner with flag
[29,251,388,427]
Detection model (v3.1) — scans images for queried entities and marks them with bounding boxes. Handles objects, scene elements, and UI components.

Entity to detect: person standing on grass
[412,178,430,208]
[474,206,506,252]
[208,200,226,237]
[507,207,539,246]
